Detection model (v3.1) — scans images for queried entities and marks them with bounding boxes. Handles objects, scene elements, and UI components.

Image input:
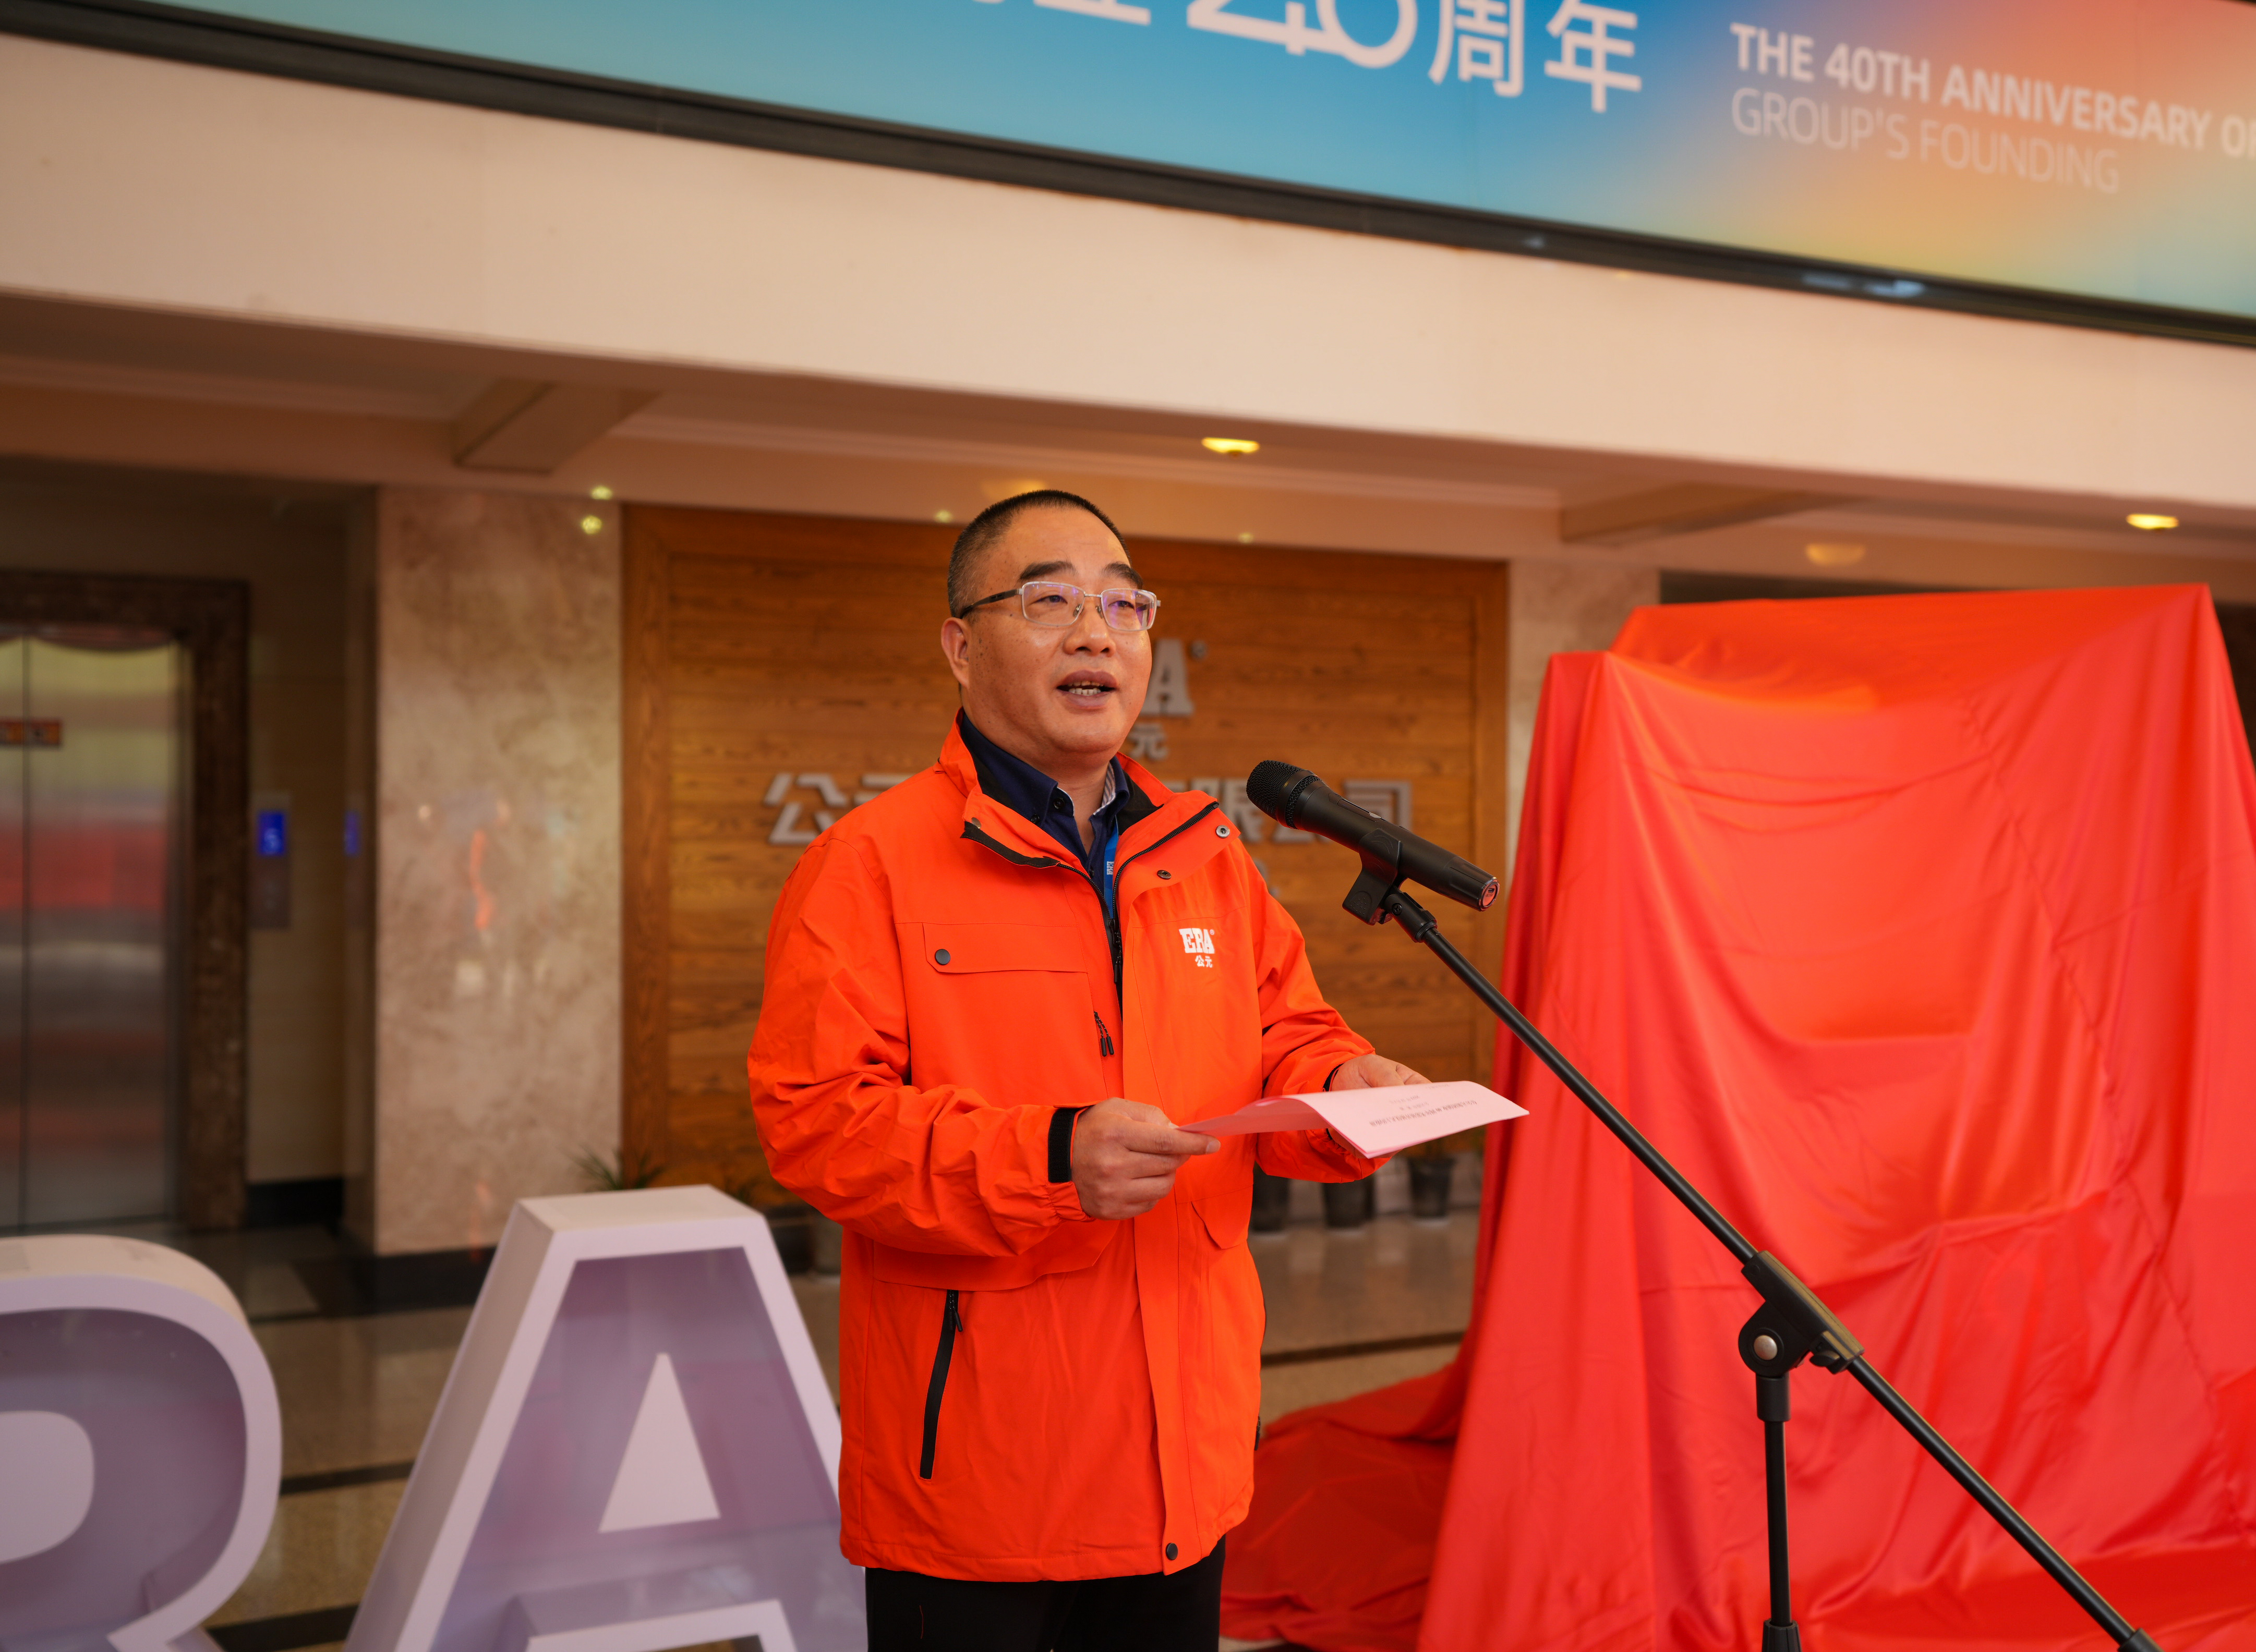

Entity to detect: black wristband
[1048,1106,1091,1183]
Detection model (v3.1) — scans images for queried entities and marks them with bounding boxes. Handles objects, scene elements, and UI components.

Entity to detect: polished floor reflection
[126,1171,1480,1652]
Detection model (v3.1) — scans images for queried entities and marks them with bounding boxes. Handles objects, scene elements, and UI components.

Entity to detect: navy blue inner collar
[957,711,1128,879]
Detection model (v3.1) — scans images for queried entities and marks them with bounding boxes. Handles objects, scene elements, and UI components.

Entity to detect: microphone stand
[1337,853,2162,1652]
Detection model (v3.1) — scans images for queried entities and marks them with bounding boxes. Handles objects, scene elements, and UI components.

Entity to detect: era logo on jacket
[1179,927,1217,968]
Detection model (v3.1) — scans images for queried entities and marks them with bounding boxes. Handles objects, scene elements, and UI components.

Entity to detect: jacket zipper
[1101,801,1222,996]
[1093,1011,1114,1056]
[919,1287,961,1480]
[962,800,1222,1005]
[1114,800,1221,876]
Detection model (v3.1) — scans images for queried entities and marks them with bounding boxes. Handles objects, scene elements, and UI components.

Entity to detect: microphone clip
[1342,829,1408,926]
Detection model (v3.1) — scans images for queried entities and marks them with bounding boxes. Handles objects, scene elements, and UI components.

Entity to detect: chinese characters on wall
[759,634,1418,856]
[760,770,1416,853]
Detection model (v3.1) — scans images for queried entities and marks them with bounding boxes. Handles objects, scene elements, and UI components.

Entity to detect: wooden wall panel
[622,507,1509,1202]
[621,511,673,1179]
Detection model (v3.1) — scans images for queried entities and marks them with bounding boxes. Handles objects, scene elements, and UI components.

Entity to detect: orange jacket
[746,722,1381,1581]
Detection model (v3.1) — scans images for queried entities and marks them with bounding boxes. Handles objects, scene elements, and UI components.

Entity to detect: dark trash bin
[1408,1154,1455,1222]
[1323,1174,1375,1230]
[1252,1165,1292,1233]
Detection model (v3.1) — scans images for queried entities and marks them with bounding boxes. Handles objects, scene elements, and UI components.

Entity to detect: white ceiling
[1,290,2251,596]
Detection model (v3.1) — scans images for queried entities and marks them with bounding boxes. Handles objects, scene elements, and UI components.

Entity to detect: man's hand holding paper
[1185,1078,1527,1159]
[1071,1097,1222,1219]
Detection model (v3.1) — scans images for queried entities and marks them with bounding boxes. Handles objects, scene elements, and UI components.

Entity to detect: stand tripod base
[1763,1622,1804,1652]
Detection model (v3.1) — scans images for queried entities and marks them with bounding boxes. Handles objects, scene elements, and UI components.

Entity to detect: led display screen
[152,0,2256,320]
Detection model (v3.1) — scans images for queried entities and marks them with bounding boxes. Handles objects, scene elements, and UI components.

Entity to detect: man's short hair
[947,490,1126,617]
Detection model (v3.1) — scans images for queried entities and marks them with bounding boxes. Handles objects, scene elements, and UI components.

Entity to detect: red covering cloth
[1223,587,2256,1652]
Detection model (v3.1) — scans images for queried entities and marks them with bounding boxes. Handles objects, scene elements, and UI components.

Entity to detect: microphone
[1245,761,1499,914]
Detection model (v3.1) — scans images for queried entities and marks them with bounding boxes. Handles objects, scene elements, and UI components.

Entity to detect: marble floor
[122,1183,1481,1652]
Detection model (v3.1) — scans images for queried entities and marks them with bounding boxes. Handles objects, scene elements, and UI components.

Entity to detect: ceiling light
[934,509,954,524]
[580,515,604,536]
[1805,542,1866,566]
[589,484,614,501]
[1202,437,1261,456]
[2127,513,2178,531]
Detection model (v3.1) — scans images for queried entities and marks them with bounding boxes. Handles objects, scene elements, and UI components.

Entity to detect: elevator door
[0,627,184,1229]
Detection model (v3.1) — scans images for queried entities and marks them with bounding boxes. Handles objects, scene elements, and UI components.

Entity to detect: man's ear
[939,615,974,686]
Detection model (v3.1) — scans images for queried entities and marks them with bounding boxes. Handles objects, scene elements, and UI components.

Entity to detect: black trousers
[864,1539,1225,1652]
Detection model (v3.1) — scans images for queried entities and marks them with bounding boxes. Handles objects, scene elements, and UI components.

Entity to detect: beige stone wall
[1505,561,1661,885]
[372,489,620,1254]
[341,500,379,1244]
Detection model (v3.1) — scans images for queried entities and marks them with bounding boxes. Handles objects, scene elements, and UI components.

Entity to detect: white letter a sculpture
[346,1187,862,1652]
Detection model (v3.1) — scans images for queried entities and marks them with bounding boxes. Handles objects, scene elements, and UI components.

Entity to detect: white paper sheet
[1181,1079,1526,1158]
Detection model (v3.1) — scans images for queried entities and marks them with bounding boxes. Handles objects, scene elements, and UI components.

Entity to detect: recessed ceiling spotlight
[1202,437,1261,456]
[1805,542,1866,566]
[589,484,615,501]
[580,515,604,536]
[934,509,954,524]
[2127,513,2179,531]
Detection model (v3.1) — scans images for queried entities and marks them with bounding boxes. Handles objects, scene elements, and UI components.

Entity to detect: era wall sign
[0,1235,282,1652]
[346,1187,861,1652]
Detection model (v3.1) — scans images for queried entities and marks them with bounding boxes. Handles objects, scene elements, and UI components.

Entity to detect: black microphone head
[1246,761,1316,824]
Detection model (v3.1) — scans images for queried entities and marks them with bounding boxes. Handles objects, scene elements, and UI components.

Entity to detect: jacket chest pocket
[1125,899,1262,1119]
[910,921,1108,1096]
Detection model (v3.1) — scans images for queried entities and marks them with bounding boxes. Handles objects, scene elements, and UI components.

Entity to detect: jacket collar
[939,719,1198,867]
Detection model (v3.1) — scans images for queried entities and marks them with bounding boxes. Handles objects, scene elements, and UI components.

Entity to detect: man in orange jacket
[747,489,1426,1650]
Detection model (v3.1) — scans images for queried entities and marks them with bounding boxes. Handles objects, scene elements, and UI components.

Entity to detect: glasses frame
[956,581,1163,632]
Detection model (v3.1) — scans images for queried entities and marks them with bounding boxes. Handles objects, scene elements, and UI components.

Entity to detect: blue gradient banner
[162,0,2256,319]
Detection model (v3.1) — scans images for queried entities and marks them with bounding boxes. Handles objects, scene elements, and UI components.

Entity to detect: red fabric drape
[1224,587,2256,1652]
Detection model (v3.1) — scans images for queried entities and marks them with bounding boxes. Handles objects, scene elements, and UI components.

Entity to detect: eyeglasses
[956,581,1162,631]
